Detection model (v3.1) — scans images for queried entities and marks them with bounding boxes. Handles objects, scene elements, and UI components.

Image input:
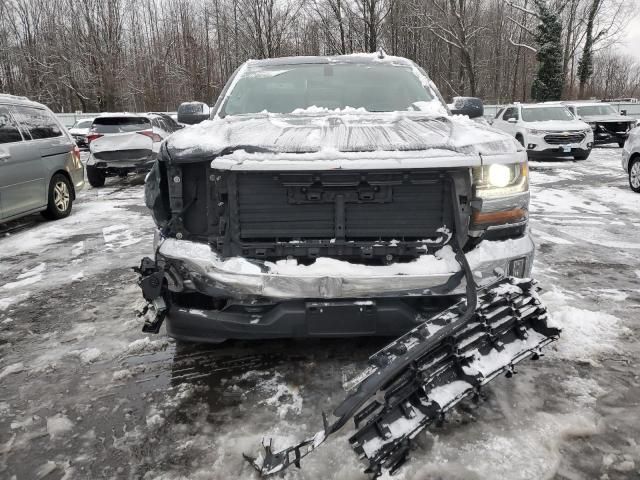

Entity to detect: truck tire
[87,165,106,188]
[629,158,640,193]
[42,173,73,220]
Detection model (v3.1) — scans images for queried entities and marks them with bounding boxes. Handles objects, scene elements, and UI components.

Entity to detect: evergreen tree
[531,0,564,101]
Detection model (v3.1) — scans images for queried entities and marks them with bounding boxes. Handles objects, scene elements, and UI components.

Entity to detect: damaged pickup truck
[137,53,559,477]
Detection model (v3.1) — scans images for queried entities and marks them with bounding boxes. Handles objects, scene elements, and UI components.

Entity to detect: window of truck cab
[219,62,439,116]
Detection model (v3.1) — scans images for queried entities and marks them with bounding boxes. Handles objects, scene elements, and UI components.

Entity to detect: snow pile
[271,246,460,277]
[253,374,304,419]
[0,362,24,380]
[125,337,169,354]
[46,414,74,438]
[541,290,630,363]
[69,347,102,364]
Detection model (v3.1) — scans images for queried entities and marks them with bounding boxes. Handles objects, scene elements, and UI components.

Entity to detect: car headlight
[471,162,529,231]
[526,128,543,135]
[473,162,529,198]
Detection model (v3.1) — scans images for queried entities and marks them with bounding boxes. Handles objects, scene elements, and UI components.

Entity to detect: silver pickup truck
[138,53,533,344]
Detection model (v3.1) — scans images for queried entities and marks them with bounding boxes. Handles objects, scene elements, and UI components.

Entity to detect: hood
[578,114,634,123]
[69,127,90,135]
[164,112,519,163]
[523,120,589,131]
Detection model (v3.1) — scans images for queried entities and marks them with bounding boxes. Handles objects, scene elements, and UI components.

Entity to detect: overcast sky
[619,6,640,61]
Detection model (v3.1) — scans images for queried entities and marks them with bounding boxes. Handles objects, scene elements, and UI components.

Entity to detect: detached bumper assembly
[244,276,559,477]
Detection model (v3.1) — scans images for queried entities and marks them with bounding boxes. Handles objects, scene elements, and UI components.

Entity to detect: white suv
[493,103,593,160]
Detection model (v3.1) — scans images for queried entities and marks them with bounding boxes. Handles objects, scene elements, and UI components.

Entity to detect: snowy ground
[1,147,639,479]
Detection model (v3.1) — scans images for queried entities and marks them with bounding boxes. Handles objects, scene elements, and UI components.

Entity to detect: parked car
[86,113,179,187]
[0,94,84,223]
[177,101,210,124]
[138,54,535,344]
[622,125,640,193]
[68,117,95,149]
[564,102,638,147]
[492,103,593,160]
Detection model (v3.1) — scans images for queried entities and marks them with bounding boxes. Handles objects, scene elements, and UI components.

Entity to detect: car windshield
[73,120,93,129]
[576,105,618,116]
[220,63,438,116]
[92,117,151,133]
[521,107,574,122]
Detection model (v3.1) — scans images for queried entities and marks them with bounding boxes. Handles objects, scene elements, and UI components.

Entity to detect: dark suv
[140,54,532,343]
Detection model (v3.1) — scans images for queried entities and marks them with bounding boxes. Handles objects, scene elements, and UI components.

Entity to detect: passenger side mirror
[507,117,517,124]
[449,96,484,119]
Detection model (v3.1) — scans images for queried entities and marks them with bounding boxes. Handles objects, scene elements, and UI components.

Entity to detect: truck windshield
[220,63,439,116]
[576,105,618,116]
[521,107,574,122]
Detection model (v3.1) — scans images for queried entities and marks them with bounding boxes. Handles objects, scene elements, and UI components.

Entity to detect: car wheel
[574,150,591,160]
[87,165,106,188]
[629,158,640,193]
[42,174,73,220]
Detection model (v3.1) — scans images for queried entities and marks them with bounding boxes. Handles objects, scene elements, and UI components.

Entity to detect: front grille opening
[171,292,227,310]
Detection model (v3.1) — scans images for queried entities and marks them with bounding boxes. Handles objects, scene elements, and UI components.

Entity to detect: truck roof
[245,52,414,69]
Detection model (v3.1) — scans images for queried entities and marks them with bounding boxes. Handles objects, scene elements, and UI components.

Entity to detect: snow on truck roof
[245,52,415,68]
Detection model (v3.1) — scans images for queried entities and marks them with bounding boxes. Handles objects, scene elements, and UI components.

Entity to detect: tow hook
[134,257,167,334]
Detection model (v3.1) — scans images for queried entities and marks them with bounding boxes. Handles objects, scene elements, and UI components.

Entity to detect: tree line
[0,0,638,113]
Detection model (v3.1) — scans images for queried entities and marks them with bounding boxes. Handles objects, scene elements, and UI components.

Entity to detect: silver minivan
[0,94,85,222]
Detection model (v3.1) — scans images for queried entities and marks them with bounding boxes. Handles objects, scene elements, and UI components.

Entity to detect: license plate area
[307,301,377,335]
[561,145,571,153]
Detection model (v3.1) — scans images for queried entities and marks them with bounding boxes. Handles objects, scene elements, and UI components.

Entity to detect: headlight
[471,162,529,231]
[473,162,528,198]
[526,128,543,135]
[487,164,511,188]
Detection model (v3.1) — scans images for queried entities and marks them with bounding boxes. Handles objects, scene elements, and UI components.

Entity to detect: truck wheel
[574,150,591,161]
[42,174,73,220]
[87,165,106,188]
[629,159,640,193]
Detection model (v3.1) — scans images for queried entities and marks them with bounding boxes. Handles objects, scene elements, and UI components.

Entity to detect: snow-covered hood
[577,114,635,123]
[69,127,90,136]
[523,120,589,131]
[164,112,520,164]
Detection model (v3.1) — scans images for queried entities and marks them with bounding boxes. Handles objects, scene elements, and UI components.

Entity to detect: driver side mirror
[449,96,484,119]
[507,117,517,124]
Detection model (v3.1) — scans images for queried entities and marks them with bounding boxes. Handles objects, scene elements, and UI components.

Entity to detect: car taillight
[137,130,163,142]
[86,133,103,143]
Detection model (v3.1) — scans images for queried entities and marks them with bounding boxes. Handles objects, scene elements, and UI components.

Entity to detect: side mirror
[621,110,627,116]
[507,117,517,124]
[450,96,484,119]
